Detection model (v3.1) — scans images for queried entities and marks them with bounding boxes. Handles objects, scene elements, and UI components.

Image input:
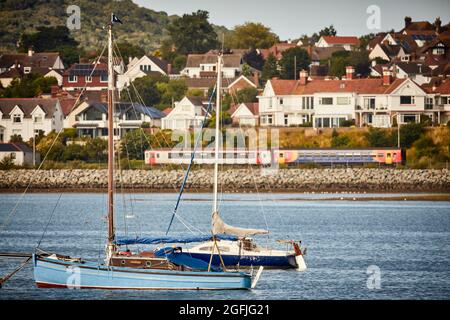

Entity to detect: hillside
[0,0,230,53]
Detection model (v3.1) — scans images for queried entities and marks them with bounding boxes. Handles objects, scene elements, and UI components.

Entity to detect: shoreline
[1,187,449,201]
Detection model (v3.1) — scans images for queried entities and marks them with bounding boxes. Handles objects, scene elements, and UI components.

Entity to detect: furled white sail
[212,211,269,237]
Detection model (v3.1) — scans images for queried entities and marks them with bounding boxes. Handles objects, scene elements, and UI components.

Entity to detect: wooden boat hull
[33,254,251,290]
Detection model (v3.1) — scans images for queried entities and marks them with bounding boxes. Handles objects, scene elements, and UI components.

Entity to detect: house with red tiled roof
[258,67,438,128]
[62,62,110,91]
[257,42,297,61]
[315,36,360,51]
[229,102,259,126]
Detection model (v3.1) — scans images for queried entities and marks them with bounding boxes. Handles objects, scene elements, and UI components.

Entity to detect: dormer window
[68,75,77,83]
[34,115,43,123]
[13,114,22,123]
[24,67,31,74]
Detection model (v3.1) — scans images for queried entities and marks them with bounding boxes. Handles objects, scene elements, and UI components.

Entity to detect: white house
[0,142,38,166]
[162,96,211,130]
[229,103,259,126]
[181,54,243,78]
[258,67,441,129]
[0,98,64,142]
[315,36,360,51]
[72,102,165,140]
[117,55,176,90]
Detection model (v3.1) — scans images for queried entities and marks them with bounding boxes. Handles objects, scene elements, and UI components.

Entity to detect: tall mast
[212,54,222,214]
[107,18,115,252]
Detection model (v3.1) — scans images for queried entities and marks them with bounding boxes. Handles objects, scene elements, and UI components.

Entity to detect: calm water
[0,192,449,300]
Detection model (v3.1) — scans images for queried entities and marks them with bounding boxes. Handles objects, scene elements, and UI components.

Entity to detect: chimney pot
[28,47,34,57]
[299,69,308,85]
[383,67,393,85]
[345,66,354,80]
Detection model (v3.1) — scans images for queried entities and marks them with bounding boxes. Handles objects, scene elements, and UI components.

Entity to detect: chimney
[382,67,392,86]
[345,66,354,80]
[299,70,308,85]
[253,71,260,87]
[404,16,412,29]
[167,63,172,75]
[51,85,59,98]
[28,47,34,57]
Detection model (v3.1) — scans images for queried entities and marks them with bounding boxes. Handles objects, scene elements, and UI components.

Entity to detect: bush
[400,123,424,148]
[0,155,16,169]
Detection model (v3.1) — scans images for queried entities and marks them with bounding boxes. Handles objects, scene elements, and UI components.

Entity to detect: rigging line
[36,193,63,249]
[127,80,200,191]
[224,77,271,237]
[165,85,217,235]
[0,46,108,231]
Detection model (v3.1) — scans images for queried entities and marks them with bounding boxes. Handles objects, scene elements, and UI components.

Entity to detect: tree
[157,79,188,107]
[261,54,279,81]
[279,47,310,79]
[241,64,252,77]
[122,75,164,106]
[116,42,145,64]
[243,49,265,71]
[167,10,218,55]
[328,50,370,78]
[311,25,337,42]
[226,22,279,49]
[19,26,81,65]
[365,128,394,147]
[1,74,57,98]
[173,55,187,71]
[399,123,424,148]
[236,87,258,103]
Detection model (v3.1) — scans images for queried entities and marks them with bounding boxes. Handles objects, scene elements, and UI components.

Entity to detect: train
[144,148,405,166]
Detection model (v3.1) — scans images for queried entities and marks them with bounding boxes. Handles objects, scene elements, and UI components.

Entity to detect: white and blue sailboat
[33,14,255,290]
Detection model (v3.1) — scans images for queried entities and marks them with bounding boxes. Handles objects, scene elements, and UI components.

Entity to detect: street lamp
[390,113,400,148]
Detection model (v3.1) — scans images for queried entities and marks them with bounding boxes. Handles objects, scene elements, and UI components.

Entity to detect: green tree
[236,87,258,103]
[279,47,310,79]
[173,55,187,71]
[399,123,424,148]
[261,54,279,81]
[365,128,394,147]
[243,49,265,71]
[157,79,188,106]
[116,41,145,63]
[208,112,232,128]
[167,10,218,55]
[122,74,164,106]
[226,22,279,49]
[19,26,81,65]
[32,76,58,95]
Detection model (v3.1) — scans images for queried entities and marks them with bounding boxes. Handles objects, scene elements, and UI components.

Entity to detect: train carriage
[145,148,405,166]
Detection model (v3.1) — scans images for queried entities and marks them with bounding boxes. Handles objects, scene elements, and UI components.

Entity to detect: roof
[0,52,61,70]
[162,107,173,115]
[78,102,166,119]
[310,47,346,61]
[268,77,409,95]
[63,63,108,77]
[229,102,259,116]
[0,98,59,119]
[147,55,178,75]
[434,79,450,94]
[394,62,432,75]
[185,54,243,68]
[185,76,238,89]
[0,142,32,153]
[59,98,79,117]
[185,96,207,107]
[320,36,360,46]
[0,68,23,79]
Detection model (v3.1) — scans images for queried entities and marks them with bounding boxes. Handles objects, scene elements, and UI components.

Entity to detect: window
[0,128,4,142]
[267,115,273,124]
[400,96,414,105]
[320,97,333,105]
[140,65,151,72]
[279,98,284,105]
[336,97,350,105]
[34,115,43,123]
[442,97,450,105]
[364,97,375,109]
[24,67,31,74]
[100,75,108,82]
[425,97,433,110]
[68,75,77,83]
[284,114,289,126]
[85,76,92,83]
[13,114,21,123]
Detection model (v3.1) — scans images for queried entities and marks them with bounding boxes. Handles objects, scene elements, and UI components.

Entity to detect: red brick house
[62,63,111,91]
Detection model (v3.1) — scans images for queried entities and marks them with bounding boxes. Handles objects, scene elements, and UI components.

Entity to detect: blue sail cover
[154,247,221,271]
[114,234,238,246]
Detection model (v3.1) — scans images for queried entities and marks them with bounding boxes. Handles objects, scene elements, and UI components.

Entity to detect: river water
[0,192,449,300]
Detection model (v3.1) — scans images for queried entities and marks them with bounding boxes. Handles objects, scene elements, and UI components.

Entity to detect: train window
[377,153,383,158]
[279,153,284,158]
[156,154,160,158]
